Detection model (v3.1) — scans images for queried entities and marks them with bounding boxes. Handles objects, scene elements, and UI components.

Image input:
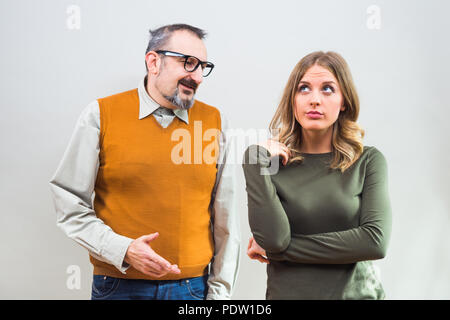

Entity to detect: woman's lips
[306,112,323,119]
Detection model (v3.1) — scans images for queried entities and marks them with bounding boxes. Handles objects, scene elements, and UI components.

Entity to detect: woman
[242,51,392,300]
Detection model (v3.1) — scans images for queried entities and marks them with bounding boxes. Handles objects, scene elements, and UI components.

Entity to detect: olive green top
[242,145,392,300]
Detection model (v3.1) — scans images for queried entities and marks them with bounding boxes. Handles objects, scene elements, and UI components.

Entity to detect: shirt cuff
[206,293,232,300]
[102,233,134,274]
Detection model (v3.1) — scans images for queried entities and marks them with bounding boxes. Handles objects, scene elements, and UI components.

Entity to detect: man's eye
[185,58,196,67]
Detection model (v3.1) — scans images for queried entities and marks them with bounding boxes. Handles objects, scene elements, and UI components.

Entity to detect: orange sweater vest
[90,88,221,280]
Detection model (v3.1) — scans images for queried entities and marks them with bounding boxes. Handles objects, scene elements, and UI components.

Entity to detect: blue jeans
[91,274,208,300]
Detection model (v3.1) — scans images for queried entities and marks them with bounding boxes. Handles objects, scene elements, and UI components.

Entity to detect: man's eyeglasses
[155,50,214,77]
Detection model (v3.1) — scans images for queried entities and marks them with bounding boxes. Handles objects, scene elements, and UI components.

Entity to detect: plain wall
[1,0,449,299]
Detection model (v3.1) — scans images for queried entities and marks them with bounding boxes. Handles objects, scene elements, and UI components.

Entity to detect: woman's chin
[300,123,330,132]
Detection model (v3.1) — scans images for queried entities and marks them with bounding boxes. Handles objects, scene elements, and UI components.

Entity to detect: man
[50,24,240,300]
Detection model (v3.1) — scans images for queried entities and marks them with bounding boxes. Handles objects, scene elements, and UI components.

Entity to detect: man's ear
[145,51,160,75]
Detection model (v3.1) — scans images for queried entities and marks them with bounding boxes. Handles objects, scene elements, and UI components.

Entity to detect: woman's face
[294,64,345,132]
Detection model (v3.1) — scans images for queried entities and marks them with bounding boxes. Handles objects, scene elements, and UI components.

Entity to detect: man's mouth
[178,79,197,92]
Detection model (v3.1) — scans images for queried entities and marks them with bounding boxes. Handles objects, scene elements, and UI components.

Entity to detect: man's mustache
[178,78,198,91]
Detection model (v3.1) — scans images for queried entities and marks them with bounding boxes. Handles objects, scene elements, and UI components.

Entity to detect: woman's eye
[299,85,310,92]
[322,85,334,93]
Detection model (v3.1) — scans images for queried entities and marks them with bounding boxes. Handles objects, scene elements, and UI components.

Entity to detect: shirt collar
[138,76,189,124]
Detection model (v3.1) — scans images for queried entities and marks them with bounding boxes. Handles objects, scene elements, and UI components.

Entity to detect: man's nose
[190,66,203,85]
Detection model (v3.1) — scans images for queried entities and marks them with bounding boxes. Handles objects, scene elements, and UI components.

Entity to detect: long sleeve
[242,145,291,252]
[242,144,392,265]
[49,101,133,273]
[206,113,241,300]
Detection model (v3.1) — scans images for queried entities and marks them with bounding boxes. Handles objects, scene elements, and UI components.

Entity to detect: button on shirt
[49,78,240,300]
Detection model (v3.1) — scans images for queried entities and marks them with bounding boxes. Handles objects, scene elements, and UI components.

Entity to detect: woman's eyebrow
[299,80,337,85]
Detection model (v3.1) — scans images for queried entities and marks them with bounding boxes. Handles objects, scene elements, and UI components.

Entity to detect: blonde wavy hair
[270,51,365,172]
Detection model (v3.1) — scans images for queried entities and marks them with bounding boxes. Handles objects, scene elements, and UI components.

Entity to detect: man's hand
[124,232,181,278]
[247,237,269,264]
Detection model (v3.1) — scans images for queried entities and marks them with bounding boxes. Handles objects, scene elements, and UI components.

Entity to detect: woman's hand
[247,237,269,264]
[259,139,291,166]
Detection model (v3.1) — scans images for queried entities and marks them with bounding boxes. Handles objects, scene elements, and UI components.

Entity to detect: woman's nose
[310,91,321,106]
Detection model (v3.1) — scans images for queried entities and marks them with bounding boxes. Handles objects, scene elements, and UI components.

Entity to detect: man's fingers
[141,237,181,274]
[149,253,172,270]
[140,232,159,243]
[147,251,181,274]
[141,260,180,277]
[143,268,166,278]
[170,264,181,274]
[145,259,166,273]
[132,233,181,276]
[140,260,180,278]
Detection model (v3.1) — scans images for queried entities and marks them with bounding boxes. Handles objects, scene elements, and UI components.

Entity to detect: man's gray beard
[163,88,195,110]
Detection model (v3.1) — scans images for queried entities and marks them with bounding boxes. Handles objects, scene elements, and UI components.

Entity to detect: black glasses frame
[155,50,214,77]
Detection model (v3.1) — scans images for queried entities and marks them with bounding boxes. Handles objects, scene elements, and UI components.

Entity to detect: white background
[1,0,449,299]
